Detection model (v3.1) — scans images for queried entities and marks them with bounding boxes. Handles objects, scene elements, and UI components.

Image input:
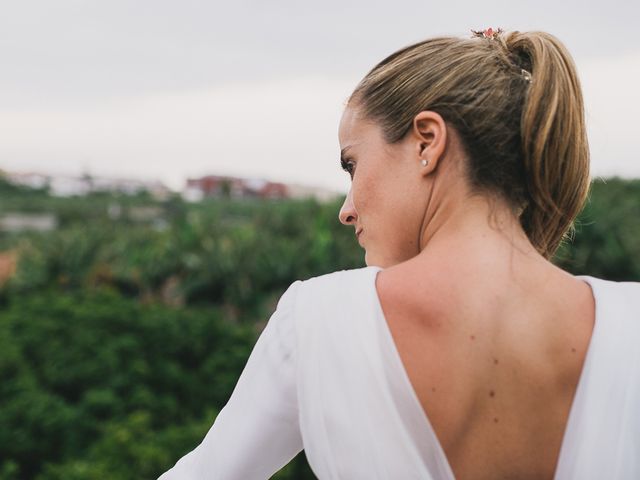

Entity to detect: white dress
[158,265,640,479]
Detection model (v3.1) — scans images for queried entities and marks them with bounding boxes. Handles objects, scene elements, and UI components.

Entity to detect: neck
[415,193,545,272]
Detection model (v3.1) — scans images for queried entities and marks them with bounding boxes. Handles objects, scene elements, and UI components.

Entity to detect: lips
[356,228,363,239]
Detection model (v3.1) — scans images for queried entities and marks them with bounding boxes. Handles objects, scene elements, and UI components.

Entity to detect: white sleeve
[158,280,304,480]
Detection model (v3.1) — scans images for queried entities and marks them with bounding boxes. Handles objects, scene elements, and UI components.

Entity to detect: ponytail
[507,31,591,259]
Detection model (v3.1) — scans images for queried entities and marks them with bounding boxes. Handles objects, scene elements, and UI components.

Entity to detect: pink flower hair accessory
[471,27,504,40]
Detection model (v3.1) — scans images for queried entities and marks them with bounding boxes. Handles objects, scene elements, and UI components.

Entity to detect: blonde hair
[348,30,590,260]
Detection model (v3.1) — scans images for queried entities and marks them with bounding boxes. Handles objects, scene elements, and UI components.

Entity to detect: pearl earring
[421,159,429,167]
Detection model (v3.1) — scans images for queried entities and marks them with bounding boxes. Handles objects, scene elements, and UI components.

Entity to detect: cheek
[351,171,382,215]
[374,182,421,236]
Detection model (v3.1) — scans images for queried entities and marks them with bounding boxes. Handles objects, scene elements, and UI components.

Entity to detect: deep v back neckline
[367,265,599,480]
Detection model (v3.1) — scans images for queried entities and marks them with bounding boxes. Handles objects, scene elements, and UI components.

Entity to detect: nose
[338,188,358,226]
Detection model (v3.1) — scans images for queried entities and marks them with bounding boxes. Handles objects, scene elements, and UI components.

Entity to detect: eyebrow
[340,145,353,162]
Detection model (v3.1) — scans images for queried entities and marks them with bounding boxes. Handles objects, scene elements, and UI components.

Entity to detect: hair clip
[471,27,503,40]
[521,68,533,83]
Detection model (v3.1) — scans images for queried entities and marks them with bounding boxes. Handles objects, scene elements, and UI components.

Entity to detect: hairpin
[471,27,503,40]
[521,68,533,83]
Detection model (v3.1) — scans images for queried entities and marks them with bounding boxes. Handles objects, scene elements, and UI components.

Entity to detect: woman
[159,28,640,479]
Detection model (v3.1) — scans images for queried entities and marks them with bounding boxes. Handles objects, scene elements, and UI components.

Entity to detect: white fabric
[158,265,640,479]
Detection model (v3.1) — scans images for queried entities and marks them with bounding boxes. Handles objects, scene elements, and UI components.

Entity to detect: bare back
[375,262,596,480]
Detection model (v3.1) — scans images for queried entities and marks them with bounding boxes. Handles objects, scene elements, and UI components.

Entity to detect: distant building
[4,172,50,190]
[4,171,171,200]
[183,175,342,203]
[4,169,342,204]
[285,183,343,202]
[49,176,92,196]
[90,177,172,200]
[0,213,58,232]
[184,175,289,201]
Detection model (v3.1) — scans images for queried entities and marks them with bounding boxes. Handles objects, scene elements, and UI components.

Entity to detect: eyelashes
[340,158,355,179]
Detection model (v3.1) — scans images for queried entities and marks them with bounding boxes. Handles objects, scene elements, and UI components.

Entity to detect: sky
[1,0,639,194]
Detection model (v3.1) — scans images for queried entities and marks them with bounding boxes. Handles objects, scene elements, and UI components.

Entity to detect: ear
[411,111,447,176]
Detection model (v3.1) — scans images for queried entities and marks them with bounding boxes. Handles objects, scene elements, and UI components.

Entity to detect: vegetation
[0,175,638,479]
